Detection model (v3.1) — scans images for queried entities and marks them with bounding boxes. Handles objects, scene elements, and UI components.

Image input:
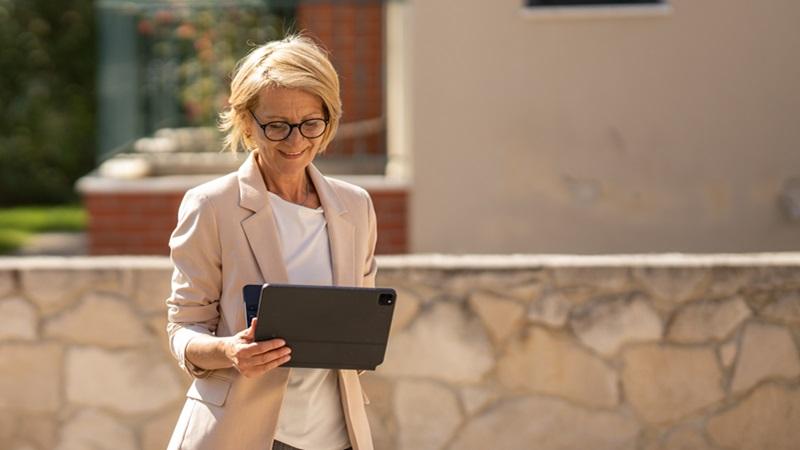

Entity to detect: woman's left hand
[222,318,292,378]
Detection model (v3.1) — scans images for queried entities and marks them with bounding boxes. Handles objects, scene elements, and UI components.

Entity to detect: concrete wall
[403,0,800,253]
[1,254,799,449]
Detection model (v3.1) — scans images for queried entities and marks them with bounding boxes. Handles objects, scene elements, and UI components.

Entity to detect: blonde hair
[219,35,342,153]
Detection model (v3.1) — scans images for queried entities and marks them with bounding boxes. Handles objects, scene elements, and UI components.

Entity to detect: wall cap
[76,173,409,194]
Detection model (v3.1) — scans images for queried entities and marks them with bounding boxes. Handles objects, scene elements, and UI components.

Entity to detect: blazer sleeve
[166,189,223,378]
[362,190,378,288]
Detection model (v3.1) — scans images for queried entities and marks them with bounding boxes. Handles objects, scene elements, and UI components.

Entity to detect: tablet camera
[379,293,395,306]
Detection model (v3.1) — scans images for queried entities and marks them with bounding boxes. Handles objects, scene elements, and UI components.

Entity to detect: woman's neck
[254,152,310,204]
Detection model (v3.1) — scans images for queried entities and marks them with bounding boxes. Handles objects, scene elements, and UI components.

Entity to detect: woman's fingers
[238,347,292,377]
[244,317,258,339]
[227,336,292,377]
[236,338,287,359]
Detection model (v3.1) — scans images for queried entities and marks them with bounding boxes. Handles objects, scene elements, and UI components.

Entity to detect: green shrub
[0,0,96,205]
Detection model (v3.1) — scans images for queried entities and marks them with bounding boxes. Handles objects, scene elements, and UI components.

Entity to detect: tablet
[242,283,396,371]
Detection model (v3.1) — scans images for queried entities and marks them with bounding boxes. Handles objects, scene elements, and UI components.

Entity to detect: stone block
[633,267,710,308]
[147,314,172,358]
[549,267,631,292]
[760,290,800,325]
[497,327,619,408]
[142,409,182,450]
[705,267,752,298]
[391,287,420,332]
[719,340,738,368]
[443,270,540,300]
[0,271,15,298]
[0,297,37,340]
[376,273,441,305]
[468,292,525,344]
[395,380,462,450]
[555,286,600,306]
[66,346,183,414]
[506,283,545,303]
[366,408,395,450]
[447,396,639,450]
[730,322,800,393]
[667,296,751,343]
[656,427,716,450]
[745,267,800,291]
[21,269,124,316]
[378,303,494,383]
[526,291,571,327]
[459,386,497,416]
[622,344,724,424]
[0,344,62,412]
[16,414,58,450]
[56,409,136,450]
[360,373,394,420]
[707,384,800,450]
[571,293,663,356]
[134,269,173,314]
[7,442,36,450]
[45,292,152,348]
[0,410,15,441]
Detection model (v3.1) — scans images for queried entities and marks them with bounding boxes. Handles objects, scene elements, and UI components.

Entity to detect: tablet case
[242,283,396,370]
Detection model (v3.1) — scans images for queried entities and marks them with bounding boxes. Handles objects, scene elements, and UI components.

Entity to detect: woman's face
[249,87,327,178]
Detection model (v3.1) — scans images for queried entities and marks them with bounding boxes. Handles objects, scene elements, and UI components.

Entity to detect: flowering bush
[135,3,290,127]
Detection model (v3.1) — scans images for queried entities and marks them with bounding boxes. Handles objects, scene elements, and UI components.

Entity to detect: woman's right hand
[223,318,292,378]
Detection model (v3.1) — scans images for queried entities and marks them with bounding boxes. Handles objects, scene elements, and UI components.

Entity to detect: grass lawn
[0,205,86,254]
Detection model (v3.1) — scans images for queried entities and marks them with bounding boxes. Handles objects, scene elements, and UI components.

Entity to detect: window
[523,0,670,18]
[527,0,663,5]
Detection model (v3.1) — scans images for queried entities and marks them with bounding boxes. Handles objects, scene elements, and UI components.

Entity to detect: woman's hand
[223,318,292,378]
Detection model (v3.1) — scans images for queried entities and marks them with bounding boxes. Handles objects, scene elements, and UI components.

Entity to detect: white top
[268,191,350,450]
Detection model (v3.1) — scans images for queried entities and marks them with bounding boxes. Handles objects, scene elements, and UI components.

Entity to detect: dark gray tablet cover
[243,283,396,370]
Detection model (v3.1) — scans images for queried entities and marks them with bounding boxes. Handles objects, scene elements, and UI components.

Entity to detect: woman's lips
[278,148,306,159]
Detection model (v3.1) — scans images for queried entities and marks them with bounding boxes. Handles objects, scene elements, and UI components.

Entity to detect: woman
[166,35,377,450]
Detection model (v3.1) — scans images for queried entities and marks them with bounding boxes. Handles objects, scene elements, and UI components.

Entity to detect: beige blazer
[165,153,377,450]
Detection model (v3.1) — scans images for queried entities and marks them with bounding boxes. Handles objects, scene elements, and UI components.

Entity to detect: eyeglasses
[249,110,328,142]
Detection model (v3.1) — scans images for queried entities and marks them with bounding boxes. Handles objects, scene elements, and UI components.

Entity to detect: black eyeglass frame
[249,110,329,142]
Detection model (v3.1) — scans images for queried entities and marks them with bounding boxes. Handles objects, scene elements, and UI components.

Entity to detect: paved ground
[13,232,88,256]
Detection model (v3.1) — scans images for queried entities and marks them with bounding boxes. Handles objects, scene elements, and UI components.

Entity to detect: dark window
[527,0,663,6]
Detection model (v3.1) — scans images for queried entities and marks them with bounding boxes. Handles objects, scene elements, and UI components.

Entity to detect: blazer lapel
[308,164,357,286]
[238,153,289,284]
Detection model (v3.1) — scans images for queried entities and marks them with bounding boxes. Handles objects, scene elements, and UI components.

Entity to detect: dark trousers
[272,440,352,450]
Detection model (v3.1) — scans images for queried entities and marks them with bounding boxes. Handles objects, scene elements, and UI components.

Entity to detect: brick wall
[83,185,407,255]
[83,192,185,255]
[297,0,385,157]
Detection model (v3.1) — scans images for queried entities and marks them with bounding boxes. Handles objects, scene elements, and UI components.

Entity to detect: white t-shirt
[268,191,350,450]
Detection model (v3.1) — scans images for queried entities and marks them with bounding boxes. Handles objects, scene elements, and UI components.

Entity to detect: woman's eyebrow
[262,112,325,121]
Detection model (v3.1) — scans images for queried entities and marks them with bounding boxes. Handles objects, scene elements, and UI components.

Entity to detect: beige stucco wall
[401,0,800,253]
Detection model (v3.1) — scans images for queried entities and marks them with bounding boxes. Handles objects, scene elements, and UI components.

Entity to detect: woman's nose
[285,126,305,145]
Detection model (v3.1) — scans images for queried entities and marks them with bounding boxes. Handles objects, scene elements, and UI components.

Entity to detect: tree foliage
[0,0,96,205]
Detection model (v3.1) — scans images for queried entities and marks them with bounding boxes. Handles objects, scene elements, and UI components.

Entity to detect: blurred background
[1,0,798,256]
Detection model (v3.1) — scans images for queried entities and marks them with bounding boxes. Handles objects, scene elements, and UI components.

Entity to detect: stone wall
[0,255,799,450]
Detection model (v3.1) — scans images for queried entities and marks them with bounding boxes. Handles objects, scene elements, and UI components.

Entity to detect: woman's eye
[302,120,324,131]
[267,123,288,131]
